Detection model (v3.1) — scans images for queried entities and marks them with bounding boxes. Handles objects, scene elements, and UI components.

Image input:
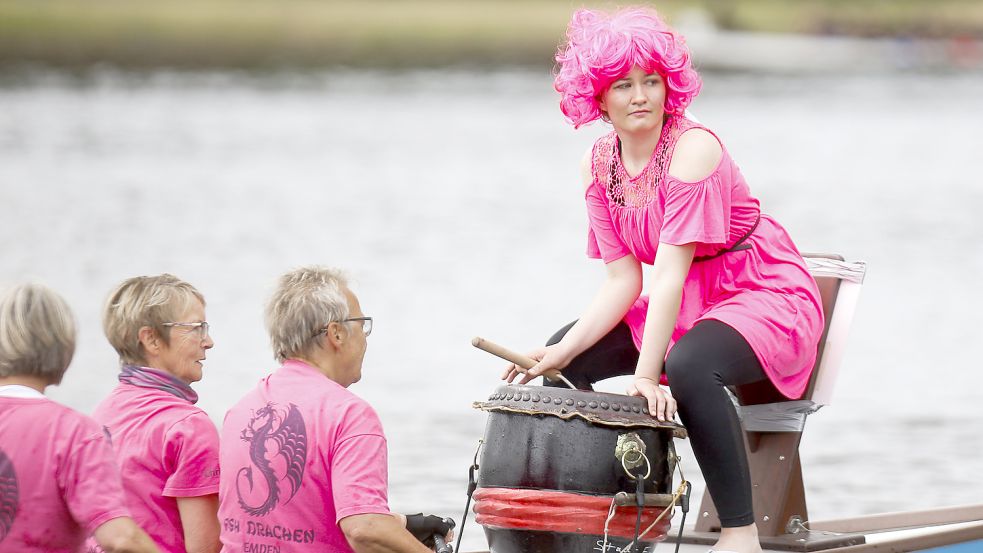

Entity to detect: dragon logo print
[235,402,308,516]
[0,448,18,543]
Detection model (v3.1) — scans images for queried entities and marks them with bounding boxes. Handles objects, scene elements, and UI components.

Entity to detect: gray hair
[103,274,205,366]
[266,266,350,363]
[0,283,77,384]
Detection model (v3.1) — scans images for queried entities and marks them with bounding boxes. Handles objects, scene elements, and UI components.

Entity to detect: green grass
[711,0,983,36]
[1,0,980,69]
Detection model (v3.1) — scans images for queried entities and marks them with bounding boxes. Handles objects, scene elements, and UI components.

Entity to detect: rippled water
[1,68,981,551]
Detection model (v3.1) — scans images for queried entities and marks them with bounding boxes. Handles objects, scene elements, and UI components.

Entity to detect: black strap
[632,470,645,547]
[674,481,692,553]
[693,215,760,263]
[454,456,479,553]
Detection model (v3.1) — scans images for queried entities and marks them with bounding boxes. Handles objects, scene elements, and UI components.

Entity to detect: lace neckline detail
[597,115,687,209]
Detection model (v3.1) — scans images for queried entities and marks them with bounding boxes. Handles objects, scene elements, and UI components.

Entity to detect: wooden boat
[463,255,983,552]
[468,504,983,553]
[464,506,983,552]
[465,385,983,553]
[464,506,983,553]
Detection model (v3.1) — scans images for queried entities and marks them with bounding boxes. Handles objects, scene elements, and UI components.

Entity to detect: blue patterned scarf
[119,365,198,404]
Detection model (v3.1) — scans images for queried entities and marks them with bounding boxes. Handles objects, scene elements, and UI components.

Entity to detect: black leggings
[545,319,767,527]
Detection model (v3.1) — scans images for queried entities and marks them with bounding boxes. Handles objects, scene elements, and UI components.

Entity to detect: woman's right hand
[627,376,677,422]
[501,344,571,385]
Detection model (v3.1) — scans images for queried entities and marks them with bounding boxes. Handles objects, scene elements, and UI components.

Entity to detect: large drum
[472,384,687,552]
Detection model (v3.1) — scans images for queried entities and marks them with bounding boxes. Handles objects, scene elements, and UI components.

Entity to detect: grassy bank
[2,0,982,69]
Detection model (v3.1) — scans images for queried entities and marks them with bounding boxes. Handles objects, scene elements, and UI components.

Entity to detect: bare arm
[544,255,642,366]
[508,148,643,383]
[635,243,695,382]
[629,127,720,419]
[93,517,162,553]
[560,146,645,358]
[340,513,434,553]
[509,240,642,384]
[176,495,221,553]
[628,243,694,419]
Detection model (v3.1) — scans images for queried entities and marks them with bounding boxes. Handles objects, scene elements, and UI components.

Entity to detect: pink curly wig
[554,6,702,128]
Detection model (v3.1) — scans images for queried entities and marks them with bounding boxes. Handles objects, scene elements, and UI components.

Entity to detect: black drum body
[473,385,686,553]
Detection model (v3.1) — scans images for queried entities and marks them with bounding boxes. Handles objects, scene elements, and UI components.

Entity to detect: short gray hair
[103,274,205,366]
[266,266,350,363]
[0,283,77,384]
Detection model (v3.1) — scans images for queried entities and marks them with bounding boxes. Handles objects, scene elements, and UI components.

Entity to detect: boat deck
[462,516,983,552]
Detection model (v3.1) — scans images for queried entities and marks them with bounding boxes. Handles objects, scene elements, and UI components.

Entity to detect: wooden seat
[692,253,868,542]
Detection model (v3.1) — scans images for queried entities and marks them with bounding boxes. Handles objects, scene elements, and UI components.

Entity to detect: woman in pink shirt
[504,7,824,553]
[90,275,221,553]
[0,283,161,553]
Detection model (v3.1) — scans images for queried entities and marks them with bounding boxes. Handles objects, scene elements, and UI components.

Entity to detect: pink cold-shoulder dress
[585,115,824,399]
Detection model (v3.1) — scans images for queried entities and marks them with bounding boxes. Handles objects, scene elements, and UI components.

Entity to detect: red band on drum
[472,487,671,540]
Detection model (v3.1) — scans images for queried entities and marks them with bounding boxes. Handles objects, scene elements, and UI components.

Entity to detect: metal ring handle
[622,451,651,481]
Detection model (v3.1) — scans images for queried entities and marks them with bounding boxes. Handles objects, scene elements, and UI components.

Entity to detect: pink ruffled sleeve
[659,172,731,247]
[585,183,631,263]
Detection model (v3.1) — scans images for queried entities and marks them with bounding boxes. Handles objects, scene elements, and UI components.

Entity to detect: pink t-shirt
[586,115,824,399]
[90,383,221,553]
[0,393,130,553]
[218,359,390,553]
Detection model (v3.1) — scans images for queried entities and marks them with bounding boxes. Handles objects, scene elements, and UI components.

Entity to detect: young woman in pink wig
[504,7,824,553]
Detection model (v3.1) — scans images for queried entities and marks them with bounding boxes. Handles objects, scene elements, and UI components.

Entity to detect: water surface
[1,68,981,550]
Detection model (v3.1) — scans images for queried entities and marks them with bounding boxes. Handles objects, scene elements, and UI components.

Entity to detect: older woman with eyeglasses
[89,274,221,553]
[0,283,162,553]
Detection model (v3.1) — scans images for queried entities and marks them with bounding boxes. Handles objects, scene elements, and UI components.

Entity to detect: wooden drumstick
[471,337,576,389]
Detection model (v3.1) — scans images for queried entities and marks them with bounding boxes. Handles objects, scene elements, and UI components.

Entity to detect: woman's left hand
[627,377,677,422]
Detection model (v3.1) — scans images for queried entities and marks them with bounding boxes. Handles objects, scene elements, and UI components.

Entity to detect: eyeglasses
[162,321,210,338]
[314,316,373,338]
[344,317,372,336]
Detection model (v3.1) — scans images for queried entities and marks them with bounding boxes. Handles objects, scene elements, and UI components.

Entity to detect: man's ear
[326,321,347,349]
[137,326,160,356]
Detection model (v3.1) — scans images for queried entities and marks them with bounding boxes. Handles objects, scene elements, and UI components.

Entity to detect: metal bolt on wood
[786,515,807,534]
